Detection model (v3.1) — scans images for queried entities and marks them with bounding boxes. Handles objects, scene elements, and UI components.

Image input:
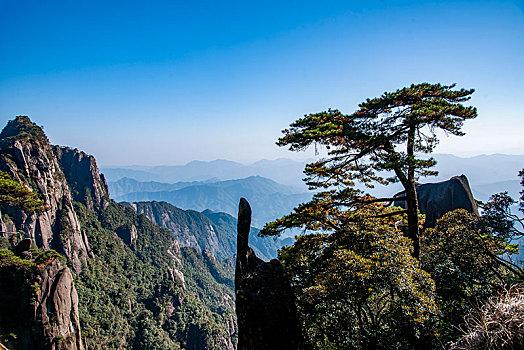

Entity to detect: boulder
[394,175,479,228]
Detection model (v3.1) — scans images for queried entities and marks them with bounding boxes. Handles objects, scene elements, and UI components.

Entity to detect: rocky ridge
[125,200,291,261]
[0,116,237,349]
[0,116,106,273]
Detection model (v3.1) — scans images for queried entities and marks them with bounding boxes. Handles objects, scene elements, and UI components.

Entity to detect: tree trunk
[405,182,420,260]
[406,124,420,260]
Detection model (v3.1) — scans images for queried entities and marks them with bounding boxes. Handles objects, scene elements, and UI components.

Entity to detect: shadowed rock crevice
[235,198,303,350]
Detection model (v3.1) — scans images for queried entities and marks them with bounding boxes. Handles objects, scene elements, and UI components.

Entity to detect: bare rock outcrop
[0,253,84,350]
[116,223,138,251]
[394,175,479,228]
[0,116,90,273]
[32,260,84,350]
[235,198,303,350]
[56,146,110,211]
[0,209,16,238]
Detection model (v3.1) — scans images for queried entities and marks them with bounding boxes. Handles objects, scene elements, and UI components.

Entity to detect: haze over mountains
[105,154,524,226]
[103,158,307,189]
[111,176,311,228]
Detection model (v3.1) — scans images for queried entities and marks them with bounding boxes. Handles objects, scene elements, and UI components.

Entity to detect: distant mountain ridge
[111,176,312,228]
[103,154,524,203]
[102,158,308,188]
[109,177,214,198]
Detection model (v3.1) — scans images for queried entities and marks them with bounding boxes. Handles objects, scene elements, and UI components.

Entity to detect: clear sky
[1,0,523,166]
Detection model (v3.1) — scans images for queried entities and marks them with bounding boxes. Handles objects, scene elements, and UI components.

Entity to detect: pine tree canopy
[262,83,477,259]
[278,83,476,190]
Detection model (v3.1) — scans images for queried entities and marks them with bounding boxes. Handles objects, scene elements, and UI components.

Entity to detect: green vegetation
[479,169,524,273]
[0,248,35,268]
[265,83,477,259]
[262,83,521,349]
[421,209,517,344]
[0,249,35,348]
[279,204,438,349]
[0,170,44,212]
[73,200,236,349]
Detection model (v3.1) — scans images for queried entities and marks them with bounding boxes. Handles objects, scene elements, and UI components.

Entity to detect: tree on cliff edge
[0,170,44,212]
[261,83,477,259]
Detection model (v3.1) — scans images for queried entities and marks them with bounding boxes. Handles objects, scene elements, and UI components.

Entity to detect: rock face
[235,198,303,350]
[13,238,32,259]
[0,209,16,238]
[394,175,479,228]
[116,223,138,251]
[0,254,84,350]
[32,260,84,350]
[56,146,110,211]
[0,116,99,273]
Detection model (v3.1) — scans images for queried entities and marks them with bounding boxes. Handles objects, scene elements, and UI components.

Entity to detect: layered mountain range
[102,158,307,188]
[0,116,246,349]
[111,177,311,228]
[104,154,524,203]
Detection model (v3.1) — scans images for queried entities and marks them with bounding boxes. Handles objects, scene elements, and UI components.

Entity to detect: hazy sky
[1,0,523,166]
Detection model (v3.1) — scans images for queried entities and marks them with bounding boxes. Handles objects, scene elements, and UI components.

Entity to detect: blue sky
[1,0,523,165]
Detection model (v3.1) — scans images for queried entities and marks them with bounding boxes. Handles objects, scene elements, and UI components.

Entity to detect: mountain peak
[0,116,49,145]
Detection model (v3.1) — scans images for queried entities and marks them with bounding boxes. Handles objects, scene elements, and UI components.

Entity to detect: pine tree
[262,83,477,259]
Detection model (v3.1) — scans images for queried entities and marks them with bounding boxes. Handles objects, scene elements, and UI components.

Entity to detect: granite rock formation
[32,260,84,350]
[0,116,105,273]
[394,175,479,228]
[56,146,110,212]
[235,198,303,350]
[0,116,238,349]
[0,250,84,350]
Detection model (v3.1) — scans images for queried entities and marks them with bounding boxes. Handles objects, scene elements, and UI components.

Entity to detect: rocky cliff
[0,116,237,349]
[0,116,99,273]
[56,146,110,212]
[394,175,479,228]
[0,248,83,350]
